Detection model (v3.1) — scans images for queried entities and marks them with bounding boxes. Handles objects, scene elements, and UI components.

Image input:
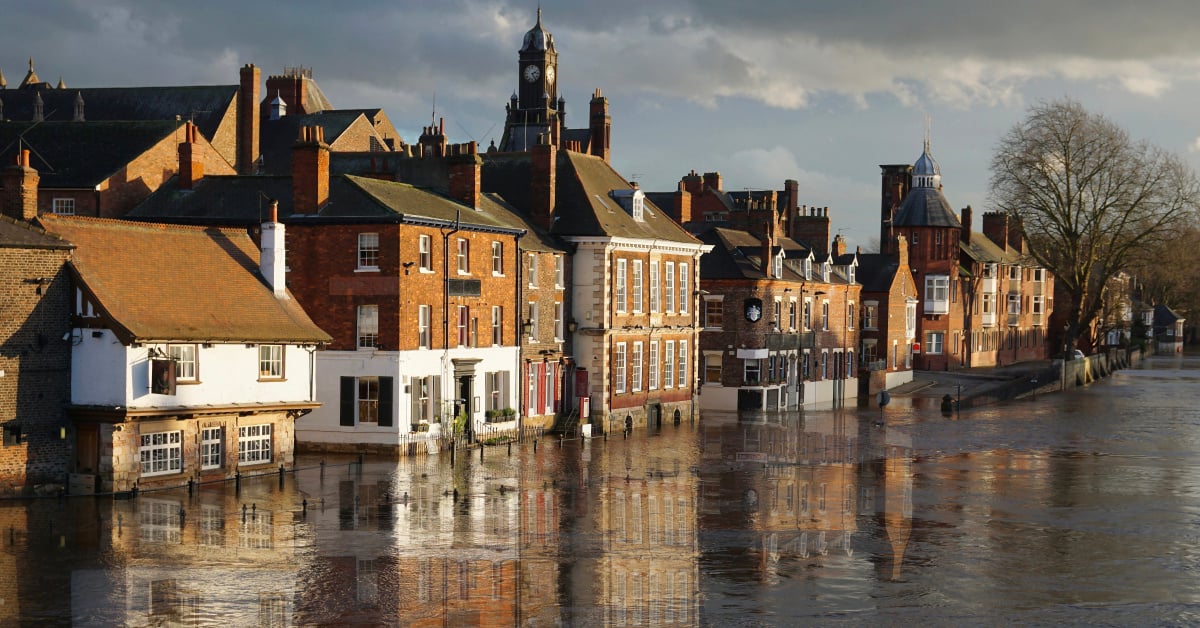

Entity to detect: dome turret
[521,8,555,52]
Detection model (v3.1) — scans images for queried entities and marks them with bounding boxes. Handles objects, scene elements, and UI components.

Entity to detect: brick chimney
[260,200,287,299]
[793,205,831,256]
[291,126,329,215]
[448,142,481,209]
[1007,216,1024,254]
[178,122,204,190]
[237,64,261,174]
[674,180,693,223]
[418,118,447,157]
[832,233,847,257]
[2,149,39,221]
[961,205,972,245]
[895,234,909,273]
[702,171,723,192]
[982,211,1009,250]
[589,88,610,163]
[681,170,703,194]
[531,136,557,231]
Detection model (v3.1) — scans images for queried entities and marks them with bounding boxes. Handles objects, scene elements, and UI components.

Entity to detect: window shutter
[502,371,510,410]
[340,377,355,426]
[378,376,394,427]
[411,377,421,427]
[432,376,442,419]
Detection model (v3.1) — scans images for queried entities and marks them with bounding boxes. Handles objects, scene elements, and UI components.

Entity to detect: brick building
[692,225,861,411]
[0,156,73,493]
[0,120,235,218]
[38,213,330,492]
[851,235,918,394]
[882,140,1053,370]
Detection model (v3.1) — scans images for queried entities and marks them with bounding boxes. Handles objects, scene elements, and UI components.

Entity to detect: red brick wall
[287,222,521,352]
[0,247,72,495]
[95,130,235,219]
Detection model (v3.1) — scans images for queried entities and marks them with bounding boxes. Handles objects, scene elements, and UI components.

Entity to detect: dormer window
[609,189,646,221]
[848,264,856,284]
[773,253,783,279]
[822,262,830,282]
[803,258,812,281]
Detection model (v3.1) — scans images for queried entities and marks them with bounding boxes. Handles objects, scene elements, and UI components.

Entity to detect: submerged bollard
[302,498,308,515]
[320,460,326,479]
[480,444,485,461]
[533,439,538,453]
[508,441,512,457]
[235,471,241,493]
[188,478,194,496]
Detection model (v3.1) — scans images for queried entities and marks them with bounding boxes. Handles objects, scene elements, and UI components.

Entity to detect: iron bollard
[242,503,247,522]
[235,471,241,493]
[533,439,538,452]
[188,478,194,496]
[508,441,512,457]
[302,498,308,515]
[480,444,485,460]
[320,460,326,479]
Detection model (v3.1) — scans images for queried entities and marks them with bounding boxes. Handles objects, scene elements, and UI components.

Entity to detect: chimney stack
[588,88,611,163]
[895,234,909,274]
[178,122,204,190]
[531,136,557,231]
[674,179,693,223]
[961,205,973,245]
[982,211,1009,250]
[260,199,287,299]
[291,125,330,215]
[761,221,775,279]
[448,142,481,209]
[238,64,261,174]
[1,149,39,222]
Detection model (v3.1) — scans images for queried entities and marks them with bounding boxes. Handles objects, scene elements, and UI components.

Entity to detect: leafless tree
[989,99,1200,355]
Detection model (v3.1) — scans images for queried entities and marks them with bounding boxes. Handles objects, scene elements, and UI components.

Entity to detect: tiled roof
[0,85,237,139]
[0,214,73,250]
[892,187,961,228]
[36,215,330,344]
[0,120,187,188]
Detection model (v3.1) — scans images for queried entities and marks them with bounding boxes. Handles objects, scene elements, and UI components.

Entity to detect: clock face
[524,65,541,82]
[545,66,555,85]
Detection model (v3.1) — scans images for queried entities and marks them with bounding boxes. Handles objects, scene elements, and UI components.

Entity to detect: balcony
[1008,312,1020,327]
[982,312,996,327]
[982,277,996,293]
[765,331,815,351]
[924,299,949,315]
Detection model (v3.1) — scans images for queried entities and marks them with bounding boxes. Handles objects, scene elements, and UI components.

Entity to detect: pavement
[888,360,1056,400]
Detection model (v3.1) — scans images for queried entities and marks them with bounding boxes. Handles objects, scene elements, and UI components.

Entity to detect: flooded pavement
[3,354,1200,625]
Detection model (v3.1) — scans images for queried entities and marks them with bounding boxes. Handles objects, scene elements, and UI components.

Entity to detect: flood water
[3,355,1200,626]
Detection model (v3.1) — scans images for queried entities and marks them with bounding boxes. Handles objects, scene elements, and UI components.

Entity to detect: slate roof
[258,110,371,175]
[0,120,186,188]
[1154,304,1185,327]
[959,231,1010,264]
[0,86,237,140]
[36,214,330,344]
[854,253,901,293]
[126,175,295,225]
[0,214,73,250]
[892,186,961,228]
[694,226,815,282]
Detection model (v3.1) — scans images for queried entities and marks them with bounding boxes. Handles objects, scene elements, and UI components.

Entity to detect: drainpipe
[442,211,461,436]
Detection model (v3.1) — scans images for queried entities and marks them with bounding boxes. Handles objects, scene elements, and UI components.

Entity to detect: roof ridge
[40,214,251,237]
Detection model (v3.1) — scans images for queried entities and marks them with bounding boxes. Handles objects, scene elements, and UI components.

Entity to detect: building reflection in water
[698,410,913,586]
[5,415,911,624]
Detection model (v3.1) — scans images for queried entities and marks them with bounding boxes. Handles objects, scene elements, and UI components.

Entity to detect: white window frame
[492,241,504,275]
[615,343,627,394]
[665,262,676,312]
[925,275,950,315]
[704,298,723,329]
[456,238,470,274]
[664,340,676,388]
[632,260,644,313]
[631,342,644,392]
[528,302,538,340]
[554,255,565,289]
[418,305,431,349]
[847,302,855,331]
[357,305,379,349]
[458,305,470,346]
[679,262,690,314]
[200,427,222,470]
[238,424,272,465]
[52,197,75,215]
[554,302,564,341]
[926,331,945,355]
[419,235,433,272]
[492,306,503,346]
[649,341,660,390]
[140,430,182,477]
[650,261,660,312]
[864,301,878,330]
[258,344,284,379]
[168,344,198,382]
[822,301,830,331]
[616,259,628,313]
[358,376,380,424]
[357,233,379,270]
[528,253,538,287]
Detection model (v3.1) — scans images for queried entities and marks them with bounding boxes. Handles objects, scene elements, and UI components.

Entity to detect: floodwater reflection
[6,356,1200,624]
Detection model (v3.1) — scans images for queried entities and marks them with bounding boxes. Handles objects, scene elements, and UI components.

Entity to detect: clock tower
[500,8,563,152]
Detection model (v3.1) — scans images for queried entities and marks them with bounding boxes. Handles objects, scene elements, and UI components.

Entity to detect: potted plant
[502,407,516,420]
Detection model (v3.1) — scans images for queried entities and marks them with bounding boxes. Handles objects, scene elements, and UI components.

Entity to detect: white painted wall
[71,329,317,408]
[297,345,520,447]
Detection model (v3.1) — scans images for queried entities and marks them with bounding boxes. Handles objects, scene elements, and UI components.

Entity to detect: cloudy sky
[6,0,1200,248]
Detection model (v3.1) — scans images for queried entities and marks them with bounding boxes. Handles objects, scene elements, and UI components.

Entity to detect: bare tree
[989,99,1200,356]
